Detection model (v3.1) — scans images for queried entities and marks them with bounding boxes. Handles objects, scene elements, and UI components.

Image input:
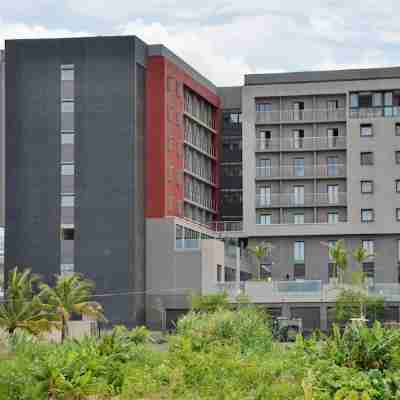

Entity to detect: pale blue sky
[1,0,400,85]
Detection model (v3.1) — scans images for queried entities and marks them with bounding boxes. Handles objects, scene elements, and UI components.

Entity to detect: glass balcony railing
[255,136,347,152]
[349,106,400,119]
[256,108,346,124]
[255,192,347,208]
[255,164,346,179]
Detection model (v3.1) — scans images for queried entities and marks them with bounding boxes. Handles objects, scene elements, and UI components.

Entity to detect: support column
[320,303,328,332]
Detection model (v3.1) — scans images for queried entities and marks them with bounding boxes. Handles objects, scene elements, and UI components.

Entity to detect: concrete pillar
[282,303,291,318]
[320,303,328,332]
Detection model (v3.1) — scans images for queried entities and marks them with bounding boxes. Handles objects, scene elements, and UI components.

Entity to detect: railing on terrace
[256,108,346,124]
[255,136,347,152]
[256,164,346,179]
[212,281,400,303]
[255,192,347,208]
[349,106,400,119]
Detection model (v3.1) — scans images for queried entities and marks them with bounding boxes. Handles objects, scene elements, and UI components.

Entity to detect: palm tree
[323,240,348,283]
[0,267,56,335]
[249,242,273,280]
[39,274,106,342]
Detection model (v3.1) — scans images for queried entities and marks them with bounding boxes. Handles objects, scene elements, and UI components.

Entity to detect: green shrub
[190,292,230,312]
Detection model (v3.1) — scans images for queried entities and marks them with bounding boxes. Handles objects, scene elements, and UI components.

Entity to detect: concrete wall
[5,36,147,327]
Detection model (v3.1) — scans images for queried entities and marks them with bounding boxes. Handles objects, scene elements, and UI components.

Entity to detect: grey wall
[5,36,147,327]
[0,51,4,227]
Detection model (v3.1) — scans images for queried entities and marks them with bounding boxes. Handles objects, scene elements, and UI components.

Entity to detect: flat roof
[245,66,400,86]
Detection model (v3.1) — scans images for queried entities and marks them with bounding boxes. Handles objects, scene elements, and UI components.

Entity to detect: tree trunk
[61,316,66,343]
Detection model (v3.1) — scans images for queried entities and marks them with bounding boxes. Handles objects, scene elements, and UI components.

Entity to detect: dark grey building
[5,36,147,326]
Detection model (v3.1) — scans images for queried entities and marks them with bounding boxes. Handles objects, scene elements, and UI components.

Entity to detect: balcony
[185,195,217,213]
[211,221,243,233]
[256,108,346,124]
[255,164,346,180]
[255,192,347,208]
[255,136,347,152]
[184,167,216,186]
[349,106,400,119]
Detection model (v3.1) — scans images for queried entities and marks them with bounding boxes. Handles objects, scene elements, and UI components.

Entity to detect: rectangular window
[294,214,304,224]
[363,262,375,279]
[61,133,74,144]
[256,158,271,177]
[396,180,400,193]
[256,102,272,112]
[61,227,74,240]
[362,240,374,257]
[257,130,271,150]
[61,65,74,100]
[327,156,338,176]
[360,152,374,166]
[61,164,74,175]
[361,208,374,223]
[257,185,271,207]
[61,195,74,207]
[292,129,304,149]
[328,212,338,224]
[327,128,339,148]
[350,93,359,108]
[294,241,305,262]
[327,100,338,110]
[292,101,305,121]
[360,124,373,137]
[361,180,373,194]
[396,151,400,164]
[396,123,400,136]
[217,264,222,282]
[294,158,305,177]
[61,101,74,131]
[293,185,305,205]
[258,214,272,225]
[294,264,306,279]
[396,208,400,221]
[327,185,339,204]
[359,93,373,108]
[328,241,337,261]
[60,264,74,276]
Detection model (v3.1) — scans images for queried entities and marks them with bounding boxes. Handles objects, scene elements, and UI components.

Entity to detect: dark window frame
[361,180,374,194]
[360,152,374,166]
[361,208,374,223]
[360,123,373,137]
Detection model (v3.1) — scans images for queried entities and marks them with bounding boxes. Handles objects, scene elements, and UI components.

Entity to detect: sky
[1,1,400,86]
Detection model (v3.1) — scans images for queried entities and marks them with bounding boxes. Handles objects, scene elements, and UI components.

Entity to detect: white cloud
[0,19,90,49]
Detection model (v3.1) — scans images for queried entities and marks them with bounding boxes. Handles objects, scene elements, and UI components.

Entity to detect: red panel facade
[146,54,221,221]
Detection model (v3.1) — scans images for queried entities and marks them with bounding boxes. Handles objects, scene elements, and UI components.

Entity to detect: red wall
[146,55,221,220]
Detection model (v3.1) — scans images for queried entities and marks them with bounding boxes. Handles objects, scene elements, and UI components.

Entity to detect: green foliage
[328,240,348,282]
[190,291,230,312]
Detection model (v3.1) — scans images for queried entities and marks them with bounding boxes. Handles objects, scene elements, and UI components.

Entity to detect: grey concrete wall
[0,51,4,227]
[5,36,147,327]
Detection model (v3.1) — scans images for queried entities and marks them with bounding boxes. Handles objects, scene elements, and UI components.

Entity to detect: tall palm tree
[39,274,106,342]
[0,267,56,335]
[249,242,273,280]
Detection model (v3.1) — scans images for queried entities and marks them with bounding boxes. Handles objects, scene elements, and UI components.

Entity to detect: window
[396,180,400,193]
[360,152,374,166]
[360,124,373,137]
[328,212,338,224]
[327,185,339,204]
[257,185,271,207]
[257,130,271,150]
[362,240,374,257]
[396,208,400,221]
[61,101,74,131]
[292,102,305,121]
[327,156,338,176]
[363,262,375,279]
[294,241,305,262]
[327,128,339,148]
[175,225,184,249]
[292,130,304,149]
[61,133,74,144]
[61,227,74,240]
[217,264,223,282]
[61,264,74,276]
[359,93,373,108]
[256,102,272,112]
[350,93,359,108]
[361,180,373,194]
[396,123,400,136]
[294,264,306,279]
[229,112,241,124]
[293,186,304,205]
[257,214,272,225]
[294,214,304,224]
[396,151,400,164]
[61,195,74,207]
[61,65,74,100]
[398,239,400,263]
[256,158,271,177]
[328,241,337,261]
[361,209,374,223]
[327,100,338,110]
[61,164,74,175]
[260,264,272,280]
[294,158,305,177]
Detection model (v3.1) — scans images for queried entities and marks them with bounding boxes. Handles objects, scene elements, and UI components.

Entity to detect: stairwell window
[360,124,373,137]
[294,241,305,263]
[361,180,373,194]
[396,151,400,165]
[361,208,374,223]
[361,152,374,166]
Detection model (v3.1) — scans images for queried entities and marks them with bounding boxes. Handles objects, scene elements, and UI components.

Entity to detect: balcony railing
[349,106,400,119]
[255,192,347,208]
[185,195,217,212]
[184,167,216,185]
[256,108,346,124]
[255,164,346,179]
[255,136,347,152]
[210,221,243,232]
